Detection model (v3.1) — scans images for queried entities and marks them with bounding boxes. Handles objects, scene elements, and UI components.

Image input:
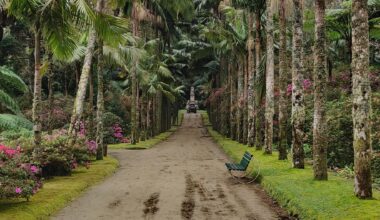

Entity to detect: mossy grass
[0,157,119,220]
[109,110,185,150]
[201,112,380,220]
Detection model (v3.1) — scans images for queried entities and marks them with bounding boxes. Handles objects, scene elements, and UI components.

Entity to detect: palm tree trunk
[68,0,104,139]
[131,0,139,144]
[352,0,372,199]
[68,28,97,139]
[47,63,54,135]
[291,0,305,169]
[237,55,244,143]
[230,61,236,140]
[88,70,95,139]
[313,0,328,180]
[278,0,288,160]
[243,52,248,144]
[247,11,256,147]
[264,0,274,155]
[255,12,264,150]
[96,41,105,160]
[33,25,42,148]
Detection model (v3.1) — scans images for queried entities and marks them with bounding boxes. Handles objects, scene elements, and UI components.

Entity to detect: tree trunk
[278,0,288,160]
[264,0,274,155]
[255,12,263,150]
[68,0,104,139]
[131,0,139,144]
[352,0,372,199]
[243,51,248,144]
[230,61,236,140]
[96,41,105,160]
[291,0,305,169]
[33,25,42,148]
[313,0,328,180]
[47,61,54,135]
[88,70,95,139]
[237,55,244,143]
[247,12,256,147]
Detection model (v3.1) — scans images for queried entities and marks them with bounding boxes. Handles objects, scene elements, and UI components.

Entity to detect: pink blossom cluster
[112,124,130,143]
[78,121,86,137]
[0,145,21,158]
[86,140,97,154]
[286,79,313,96]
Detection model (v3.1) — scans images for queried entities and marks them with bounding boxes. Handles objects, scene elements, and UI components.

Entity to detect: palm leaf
[0,66,28,93]
[0,114,33,131]
[0,89,21,114]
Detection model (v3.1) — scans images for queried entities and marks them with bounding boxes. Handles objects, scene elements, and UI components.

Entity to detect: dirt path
[54,113,285,220]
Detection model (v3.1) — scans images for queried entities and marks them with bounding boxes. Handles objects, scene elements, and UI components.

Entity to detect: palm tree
[351,0,372,199]
[291,0,305,169]
[313,0,328,180]
[277,0,288,160]
[264,0,274,154]
[2,0,79,147]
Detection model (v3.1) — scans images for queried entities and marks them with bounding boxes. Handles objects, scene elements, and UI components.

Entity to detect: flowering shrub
[112,124,130,143]
[29,137,93,177]
[0,144,42,200]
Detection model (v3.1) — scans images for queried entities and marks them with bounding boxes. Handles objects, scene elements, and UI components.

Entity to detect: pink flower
[15,187,22,194]
[287,84,292,96]
[303,79,312,90]
[30,165,39,174]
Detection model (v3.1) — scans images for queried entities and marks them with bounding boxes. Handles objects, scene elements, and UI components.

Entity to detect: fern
[0,66,28,93]
[0,114,33,131]
[0,89,21,114]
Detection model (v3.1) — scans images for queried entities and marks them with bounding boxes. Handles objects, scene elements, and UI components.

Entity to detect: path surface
[54,113,282,220]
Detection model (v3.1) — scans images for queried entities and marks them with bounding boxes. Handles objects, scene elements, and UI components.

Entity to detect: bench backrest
[239,151,253,170]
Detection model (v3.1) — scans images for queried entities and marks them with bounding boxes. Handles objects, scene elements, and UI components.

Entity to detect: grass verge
[0,156,118,220]
[201,112,380,220]
[109,110,185,150]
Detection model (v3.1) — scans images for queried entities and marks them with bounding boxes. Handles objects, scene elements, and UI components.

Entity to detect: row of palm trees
[0,0,193,156]
[206,0,373,199]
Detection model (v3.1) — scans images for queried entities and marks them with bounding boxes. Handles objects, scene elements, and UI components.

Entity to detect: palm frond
[0,89,21,114]
[0,114,33,131]
[0,66,28,93]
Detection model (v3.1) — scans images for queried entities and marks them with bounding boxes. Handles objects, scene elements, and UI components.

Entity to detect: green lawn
[0,157,119,220]
[109,110,185,150]
[201,112,380,220]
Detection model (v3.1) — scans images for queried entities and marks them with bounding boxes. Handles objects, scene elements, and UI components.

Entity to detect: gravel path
[54,113,283,220]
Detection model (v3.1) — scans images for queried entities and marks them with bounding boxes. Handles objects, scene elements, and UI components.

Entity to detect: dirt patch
[143,192,160,216]
[181,174,196,219]
[108,199,121,209]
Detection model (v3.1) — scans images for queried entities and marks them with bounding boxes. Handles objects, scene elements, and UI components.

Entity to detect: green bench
[225,151,257,183]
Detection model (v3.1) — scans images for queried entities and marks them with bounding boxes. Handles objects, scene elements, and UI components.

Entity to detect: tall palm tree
[277,0,288,160]
[264,0,274,154]
[313,0,328,180]
[2,0,78,147]
[68,0,128,140]
[291,0,305,169]
[351,0,372,199]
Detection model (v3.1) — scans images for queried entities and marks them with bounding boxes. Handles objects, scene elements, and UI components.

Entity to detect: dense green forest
[0,0,379,219]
